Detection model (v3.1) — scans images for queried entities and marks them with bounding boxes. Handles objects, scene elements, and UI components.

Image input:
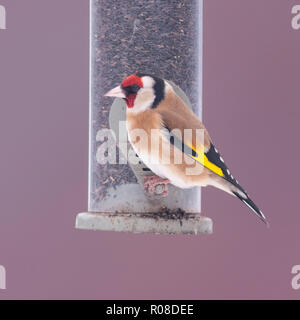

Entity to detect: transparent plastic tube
[89,0,203,215]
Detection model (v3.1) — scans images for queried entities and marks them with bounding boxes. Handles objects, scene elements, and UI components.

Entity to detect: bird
[105,73,267,225]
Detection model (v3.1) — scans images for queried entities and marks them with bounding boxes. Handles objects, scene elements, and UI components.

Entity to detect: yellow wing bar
[187,143,224,177]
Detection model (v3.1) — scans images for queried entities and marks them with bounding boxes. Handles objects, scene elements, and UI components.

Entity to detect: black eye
[123,84,140,95]
[130,84,140,93]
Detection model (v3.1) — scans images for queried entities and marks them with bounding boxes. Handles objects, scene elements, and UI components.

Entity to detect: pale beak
[104,86,126,98]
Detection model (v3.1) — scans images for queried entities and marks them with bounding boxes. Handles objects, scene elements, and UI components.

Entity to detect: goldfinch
[105,74,267,224]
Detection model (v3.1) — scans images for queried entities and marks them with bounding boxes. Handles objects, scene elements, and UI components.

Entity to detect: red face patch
[121,74,143,88]
[121,74,143,108]
[126,94,137,108]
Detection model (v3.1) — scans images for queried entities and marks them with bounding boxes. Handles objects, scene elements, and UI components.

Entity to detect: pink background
[0,0,300,299]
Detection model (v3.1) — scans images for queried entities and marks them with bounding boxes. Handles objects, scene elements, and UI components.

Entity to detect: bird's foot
[143,175,170,197]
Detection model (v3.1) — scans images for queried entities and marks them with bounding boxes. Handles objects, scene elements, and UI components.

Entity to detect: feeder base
[75,212,212,235]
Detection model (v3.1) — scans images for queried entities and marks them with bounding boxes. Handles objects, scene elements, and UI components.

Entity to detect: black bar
[0,300,299,318]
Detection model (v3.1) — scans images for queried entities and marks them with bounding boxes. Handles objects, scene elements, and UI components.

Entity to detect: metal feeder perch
[76,0,213,234]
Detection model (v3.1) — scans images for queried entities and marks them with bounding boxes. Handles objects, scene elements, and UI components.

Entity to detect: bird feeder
[76,0,212,234]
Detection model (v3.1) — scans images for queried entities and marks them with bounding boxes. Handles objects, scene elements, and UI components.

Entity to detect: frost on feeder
[76,0,212,234]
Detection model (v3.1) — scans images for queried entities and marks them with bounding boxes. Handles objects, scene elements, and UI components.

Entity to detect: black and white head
[105,73,167,113]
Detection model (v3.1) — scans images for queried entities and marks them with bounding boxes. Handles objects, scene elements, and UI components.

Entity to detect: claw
[143,175,170,197]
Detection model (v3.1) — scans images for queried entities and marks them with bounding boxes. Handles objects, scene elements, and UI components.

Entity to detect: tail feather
[208,174,268,225]
[232,190,268,225]
[202,143,268,225]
